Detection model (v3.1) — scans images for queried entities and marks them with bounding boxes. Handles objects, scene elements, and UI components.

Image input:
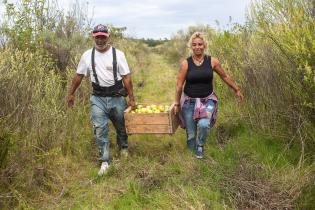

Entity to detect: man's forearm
[68,74,84,95]
[122,75,134,101]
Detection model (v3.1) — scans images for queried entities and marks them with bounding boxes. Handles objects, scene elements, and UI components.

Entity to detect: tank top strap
[207,55,211,67]
[186,56,193,70]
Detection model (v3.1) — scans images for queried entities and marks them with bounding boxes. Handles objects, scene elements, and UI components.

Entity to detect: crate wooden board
[124,104,179,134]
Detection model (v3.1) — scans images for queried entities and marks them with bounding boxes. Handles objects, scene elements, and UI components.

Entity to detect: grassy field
[1,0,314,208]
[14,51,309,210]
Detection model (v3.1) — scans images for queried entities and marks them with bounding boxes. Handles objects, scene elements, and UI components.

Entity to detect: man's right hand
[67,94,75,108]
[67,74,84,108]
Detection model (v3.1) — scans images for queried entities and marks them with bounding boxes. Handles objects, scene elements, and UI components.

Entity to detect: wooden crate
[124,103,179,134]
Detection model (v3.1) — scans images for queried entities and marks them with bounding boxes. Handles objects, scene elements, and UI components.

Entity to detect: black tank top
[184,55,213,98]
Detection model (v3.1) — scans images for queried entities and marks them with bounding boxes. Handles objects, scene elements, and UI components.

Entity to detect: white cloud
[0,0,252,39]
[0,3,5,16]
[87,0,251,39]
[92,3,176,20]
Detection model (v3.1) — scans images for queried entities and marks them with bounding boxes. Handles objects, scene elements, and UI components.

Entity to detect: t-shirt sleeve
[76,53,89,76]
[118,52,130,76]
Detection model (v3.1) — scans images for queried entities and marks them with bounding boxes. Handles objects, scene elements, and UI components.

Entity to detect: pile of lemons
[131,104,170,114]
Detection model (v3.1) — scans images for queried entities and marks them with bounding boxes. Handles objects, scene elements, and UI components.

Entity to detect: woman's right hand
[174,104,180,115]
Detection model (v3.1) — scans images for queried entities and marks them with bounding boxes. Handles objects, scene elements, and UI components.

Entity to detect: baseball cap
[92,24,110,37]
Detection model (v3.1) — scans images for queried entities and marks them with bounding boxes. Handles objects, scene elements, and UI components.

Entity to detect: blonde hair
[187,32,208,49]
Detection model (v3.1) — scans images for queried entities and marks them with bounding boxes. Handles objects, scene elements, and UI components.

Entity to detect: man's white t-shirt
[76,46,130,87]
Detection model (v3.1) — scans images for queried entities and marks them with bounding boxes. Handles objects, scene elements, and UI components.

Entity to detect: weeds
[0,0,314,209]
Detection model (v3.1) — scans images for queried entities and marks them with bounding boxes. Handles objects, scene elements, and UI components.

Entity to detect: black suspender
[90,46,128,97]
[91,47,99,84]
[112,47,118,85]
[91,46,118,85]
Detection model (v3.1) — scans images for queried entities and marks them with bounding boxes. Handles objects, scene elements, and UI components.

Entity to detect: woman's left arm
[212,57,244,101]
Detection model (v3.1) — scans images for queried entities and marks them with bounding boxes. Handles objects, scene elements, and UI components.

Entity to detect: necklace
[192,55,204,66]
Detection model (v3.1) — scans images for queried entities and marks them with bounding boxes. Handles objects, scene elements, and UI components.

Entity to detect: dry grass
[222,159,314,210]
[1,3,315,206]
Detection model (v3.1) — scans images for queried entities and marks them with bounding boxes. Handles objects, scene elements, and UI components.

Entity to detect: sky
[0,0,252,39]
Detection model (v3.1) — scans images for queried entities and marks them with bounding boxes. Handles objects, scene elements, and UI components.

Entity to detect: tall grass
[0,0,314,209]
[243,0,315,153]
[0,23,160,210]
[159,1,315,155]
[196,0,315,156]
[155,0,315,208]
[0,49,64,208]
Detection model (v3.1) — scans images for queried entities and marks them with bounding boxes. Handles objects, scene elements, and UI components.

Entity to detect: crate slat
[125,124,171,134]
[124,103,179,134]
[125,113,169,125]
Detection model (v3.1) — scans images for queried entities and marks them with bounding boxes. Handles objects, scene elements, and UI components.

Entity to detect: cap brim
[92,32,109,37]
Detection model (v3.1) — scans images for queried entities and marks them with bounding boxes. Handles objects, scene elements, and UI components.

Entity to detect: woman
[174,32,244,159]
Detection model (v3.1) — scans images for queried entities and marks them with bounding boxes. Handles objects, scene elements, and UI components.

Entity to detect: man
[67,24,136,176]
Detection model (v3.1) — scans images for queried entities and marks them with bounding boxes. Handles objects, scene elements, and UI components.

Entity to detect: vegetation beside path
[0,0,314,209]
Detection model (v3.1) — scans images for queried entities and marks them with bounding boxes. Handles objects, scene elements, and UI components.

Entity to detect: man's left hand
[128,99,136,109]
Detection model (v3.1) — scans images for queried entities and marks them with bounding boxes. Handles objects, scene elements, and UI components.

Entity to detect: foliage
[157,24,217,65]
[1,0,92,72]
[137,38,169,47]
[0,49,65,208]
[197,0,315,156]
[108,25,127,39]
[1,0,48,50]
[249,0,315,118]
[0,0,314,209]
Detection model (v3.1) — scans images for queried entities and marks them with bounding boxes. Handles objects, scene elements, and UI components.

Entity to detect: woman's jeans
[90,95,128,162]
[182,99,215,152]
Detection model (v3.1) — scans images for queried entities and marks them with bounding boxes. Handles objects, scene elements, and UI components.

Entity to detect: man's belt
[92,80,124,97]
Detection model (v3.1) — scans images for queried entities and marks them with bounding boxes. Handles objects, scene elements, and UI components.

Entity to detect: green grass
[45,53,251,209]
[1,47,314,210]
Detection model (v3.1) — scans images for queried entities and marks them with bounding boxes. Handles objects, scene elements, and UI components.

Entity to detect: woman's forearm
[222,75,240,93]
[175,85,183,104]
